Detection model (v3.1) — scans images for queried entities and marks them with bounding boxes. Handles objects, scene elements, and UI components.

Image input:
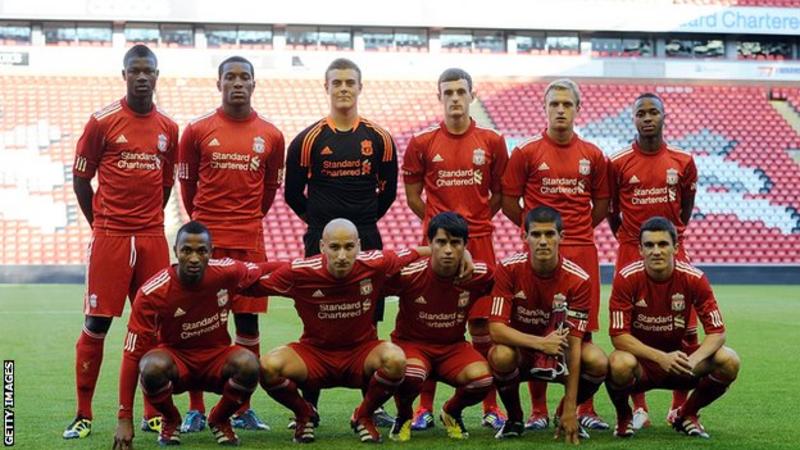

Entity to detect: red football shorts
[615,242,697,332]
[633,343,701,393]
[212,247,268,314]
[560,244,600,332]
[84,233,169,317]
[157,345,244,394]
[288,340,384,390]
[393,339,485,385]
[466,234,497,269]
[464,234,496,321]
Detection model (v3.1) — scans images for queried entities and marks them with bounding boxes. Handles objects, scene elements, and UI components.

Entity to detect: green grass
[1,284,799,449]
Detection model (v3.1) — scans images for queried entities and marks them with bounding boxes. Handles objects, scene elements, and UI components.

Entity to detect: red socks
[142,381,179,423]
[493,368,523,423]
[264,377,314,420]
[397,364,427,420]
[681,374,730,417]
[472,333,499,412]
[75,326,105,419]
[529,380,548,416]
[445,374,493,417]
[209,378,256,424]
[416,379,436,411]
[356,368,403,419]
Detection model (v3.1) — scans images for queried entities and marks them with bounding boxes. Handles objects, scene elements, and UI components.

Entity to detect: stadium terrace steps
[0,77,798,264]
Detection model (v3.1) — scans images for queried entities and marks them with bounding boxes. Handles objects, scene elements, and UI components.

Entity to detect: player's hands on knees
[456,249,474,283]
[540,328,569,356]
[112,418,134,450]
[659,350,693,377]
[554,411,580,445]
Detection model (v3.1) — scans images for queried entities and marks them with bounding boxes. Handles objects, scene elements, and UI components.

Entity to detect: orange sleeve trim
[364,119,394,162]
[300,120,325,168]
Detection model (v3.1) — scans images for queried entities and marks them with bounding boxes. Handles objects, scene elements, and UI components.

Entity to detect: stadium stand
[673,0,800,6]
[1,77,799,264]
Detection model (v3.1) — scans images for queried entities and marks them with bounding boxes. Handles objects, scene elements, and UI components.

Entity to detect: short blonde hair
[543,78,581,108]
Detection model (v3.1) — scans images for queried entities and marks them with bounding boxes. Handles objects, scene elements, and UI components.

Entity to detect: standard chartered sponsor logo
[180,312,221,339]
[540,177,584,195]
[117,152,160,170]
[317,301,364,319]
[630,186,676,205]
[321,159,362,177]
[210,152,260,171]
[514,306,549,326]
[632,314,674,332]
[417,311,461,328]
[435,168,483,187]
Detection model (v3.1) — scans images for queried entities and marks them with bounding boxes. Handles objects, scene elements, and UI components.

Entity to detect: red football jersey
[489,253,591,339]
[386,258,494,344]
[118,258,269,418]
[178,108,285,250]
[609,260,725,352]
[255,249,419,349]
[73,98,178,235]
[502,131,609,245]
[609,141,697,247]
[403,119,508,238]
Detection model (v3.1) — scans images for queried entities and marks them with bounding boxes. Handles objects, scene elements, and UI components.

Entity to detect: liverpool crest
[157,133,168,153]
[253,136,265,154]
[360,278,373,295]
[578,158,591,176]
[472,148,486,165]
[671,293,685,312]
[666,168,678,186]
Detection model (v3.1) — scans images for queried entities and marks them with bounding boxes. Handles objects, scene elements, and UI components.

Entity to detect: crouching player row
[607,216,740,439]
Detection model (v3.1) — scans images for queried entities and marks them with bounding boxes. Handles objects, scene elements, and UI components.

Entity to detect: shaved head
[320,218,360,279]
[322,218,359,241]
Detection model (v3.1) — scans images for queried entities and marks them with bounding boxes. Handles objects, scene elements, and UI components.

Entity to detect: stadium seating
[1,76,798,264]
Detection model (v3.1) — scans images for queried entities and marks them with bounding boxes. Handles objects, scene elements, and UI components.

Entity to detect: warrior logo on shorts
[666,168,679,186]
[361,139,374,157]
[472,148,486,166]
[458,291,470,308]
[360,278,373,296]
[578,159,591,176]
[157,134,168,153]
[671,293,685,312]
[217,289,229,307]
[253,136,265,154]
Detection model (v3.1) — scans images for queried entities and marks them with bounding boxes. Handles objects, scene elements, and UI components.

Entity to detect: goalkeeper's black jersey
[285,116,398,230]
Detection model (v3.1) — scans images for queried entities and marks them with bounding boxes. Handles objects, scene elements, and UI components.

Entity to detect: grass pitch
[0,284,798,449]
